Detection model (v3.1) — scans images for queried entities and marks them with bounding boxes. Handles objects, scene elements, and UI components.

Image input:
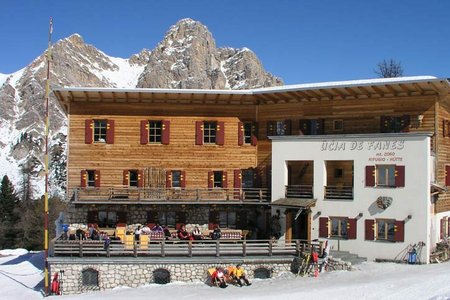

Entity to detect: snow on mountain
[0,19,282,200]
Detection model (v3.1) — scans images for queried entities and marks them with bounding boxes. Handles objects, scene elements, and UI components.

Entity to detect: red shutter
[106,119,115,144]
[447,217,450,238]
[444,120,448,137]
[140,120,149,144]
[85,119,93,144]
[216,121,225,145]
[365,219,375,240]
[166,170,172,188]
[94,170,101,188]
[162,120,170,145]
[180,171,186,188]
[284,120,292,135]
[195,121,203,145]
[238,122,244,146]
[208,171,214,189]
[251,123,258,146]
[394,220,405,242]
[123,170,129,186]
[138,169,144,188]
[233,169,242,200]
[318,217,329,238]
[365,166,375,187]
[299,120,310,135]
[395,165,405,187]
[347,218,357,239]
[222,171,228,189]
[267,121,275,137]
[445,165,450,186]
[441,218,446,239]
[81,170,87,187]
[208,210,219,230]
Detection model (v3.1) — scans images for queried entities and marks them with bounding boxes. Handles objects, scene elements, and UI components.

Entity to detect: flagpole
[44,16,53,296]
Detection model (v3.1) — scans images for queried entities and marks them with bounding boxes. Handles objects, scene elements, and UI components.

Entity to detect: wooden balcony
[285,185,313,198]
[70,187,270,204]
[324,185,353,200]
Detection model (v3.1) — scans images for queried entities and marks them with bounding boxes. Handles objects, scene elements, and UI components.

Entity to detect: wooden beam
[385,84,399,95]
[83,91,90,101]
[412,83,424,95]
[98,92,104,102]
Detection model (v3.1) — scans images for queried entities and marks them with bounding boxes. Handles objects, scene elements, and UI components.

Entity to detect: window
[82,268,99,287]
[214,171,223,188]
[299,119,324,135]
[98,211,117,227]
[158,211,176,227]
[267,120,291,136]
[93,120,107,142]
[376,165,395,187]
[149,121,162,143]
[203,121,217,144]
[376,219,395,241]
[129,170,138,187]
[333,119,344,131]
[380,115,410,133]
[244,122,252,144]
[219,211,237,228]
[242,169,255,188]
[330,217,348,238]
[87,170,96,187]
[171,171,181,188]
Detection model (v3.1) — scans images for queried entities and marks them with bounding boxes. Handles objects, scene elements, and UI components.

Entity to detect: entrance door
[288,208,309,240]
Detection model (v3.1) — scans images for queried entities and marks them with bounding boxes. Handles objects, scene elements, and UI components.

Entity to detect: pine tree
[0,175,21,248]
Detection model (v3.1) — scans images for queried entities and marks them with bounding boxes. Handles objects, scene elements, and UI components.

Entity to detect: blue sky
[1,0,449,84]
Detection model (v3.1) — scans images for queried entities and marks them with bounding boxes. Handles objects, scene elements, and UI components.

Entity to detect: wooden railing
[52,238,323,258]
[324,185,353,200]
[70,187,270,203]
[285,185,313,198]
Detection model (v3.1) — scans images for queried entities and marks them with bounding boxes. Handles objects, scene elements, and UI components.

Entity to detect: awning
[431,182,447,195]
[270,198,317,209]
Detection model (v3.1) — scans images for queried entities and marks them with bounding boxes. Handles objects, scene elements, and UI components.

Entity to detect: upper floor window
[171,170,181,188]
[123,169,143,187]
[208,170,227,189]
[87,170,96,187]
[81,169,100,188]
[380,115,410,133]
[85,119,114,144]
[365,165,405,188]
[196,121,224,145]
[244,122,253,144]
[213,171,223,188]
[129,170,138,187]
[203,121,217,144]
[140,120,170,145]
[299,119,325,135]
[267,120,291,137]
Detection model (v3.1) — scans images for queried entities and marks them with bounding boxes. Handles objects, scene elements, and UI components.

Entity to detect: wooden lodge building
[54,76,450,263]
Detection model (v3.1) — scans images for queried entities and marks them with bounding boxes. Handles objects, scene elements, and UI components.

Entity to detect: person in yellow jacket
[233,264,251,286]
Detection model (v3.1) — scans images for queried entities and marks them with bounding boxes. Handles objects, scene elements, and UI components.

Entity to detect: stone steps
[329,250,367,265]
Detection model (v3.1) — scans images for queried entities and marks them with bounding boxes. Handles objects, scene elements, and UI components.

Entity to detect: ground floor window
[376,219,395,241]
[158,211,176,228]
[82,268,99,287]
[219,211,237,229]
[330,217,348,238]
[98,211,117,228]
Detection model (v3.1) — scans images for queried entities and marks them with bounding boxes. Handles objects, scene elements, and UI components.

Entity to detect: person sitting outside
[75,228,86,240]
[141,225,151,235]
[191,226,204,240]
[151,223,164,232]
[233,264,251,286]
[210,226,222,240]
[163,226,172,240]
[177,224,192,240]
[134,226,141,244]
[211,267,227,288]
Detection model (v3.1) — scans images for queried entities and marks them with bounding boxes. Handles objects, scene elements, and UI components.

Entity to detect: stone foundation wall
[49,260,291,295]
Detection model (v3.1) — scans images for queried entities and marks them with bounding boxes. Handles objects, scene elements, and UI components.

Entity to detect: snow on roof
[54,76,448,95]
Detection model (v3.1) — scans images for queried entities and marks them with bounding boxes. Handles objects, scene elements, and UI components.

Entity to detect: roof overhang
[52,76,450,114]
[431,182,447,196]
[270,198,317,209]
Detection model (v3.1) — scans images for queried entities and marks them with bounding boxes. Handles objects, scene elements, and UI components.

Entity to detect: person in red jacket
[177,224,192,240]
[211,267,227,288]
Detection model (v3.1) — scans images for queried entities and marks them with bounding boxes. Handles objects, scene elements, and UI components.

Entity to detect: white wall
[272,133,432,263]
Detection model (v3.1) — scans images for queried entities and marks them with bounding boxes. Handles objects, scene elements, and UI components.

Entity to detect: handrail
[70,187,270,203]
[285,185,313,198]
[324,185,353,200]
[52,238,323,258]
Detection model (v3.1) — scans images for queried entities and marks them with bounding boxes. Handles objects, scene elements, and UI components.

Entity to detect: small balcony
[70,187,270,204]
[285,185,313,198]
[324,185,353,200]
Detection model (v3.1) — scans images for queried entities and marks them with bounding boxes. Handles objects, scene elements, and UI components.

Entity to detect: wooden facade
[54,77,450,231]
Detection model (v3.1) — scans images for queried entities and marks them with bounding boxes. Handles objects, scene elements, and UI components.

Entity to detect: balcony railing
[70,187,270,203]
[324,185,353,200]
[285,185,314,198]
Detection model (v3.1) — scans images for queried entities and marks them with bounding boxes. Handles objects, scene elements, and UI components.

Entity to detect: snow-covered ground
[1,249,450,300]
